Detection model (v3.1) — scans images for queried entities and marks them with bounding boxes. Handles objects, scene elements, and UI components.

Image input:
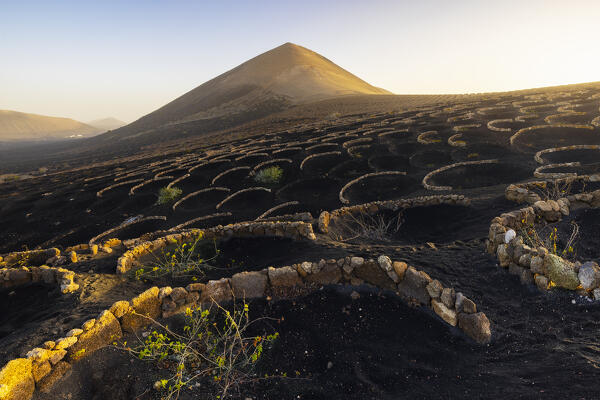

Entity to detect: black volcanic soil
[0,82,600,399]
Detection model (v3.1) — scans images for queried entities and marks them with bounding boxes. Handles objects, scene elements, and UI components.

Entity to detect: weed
[520,220,579,261]
[124,299,279,399]
[158,186,183,205]
[133,231,219,281]
[331,210,404,242]
[253,166,283,185]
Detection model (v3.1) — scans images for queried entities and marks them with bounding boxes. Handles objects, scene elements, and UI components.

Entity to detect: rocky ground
[1,82,600,399]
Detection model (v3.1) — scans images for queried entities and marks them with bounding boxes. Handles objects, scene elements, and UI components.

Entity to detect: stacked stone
[488,189,600,297]
[416,130,440,144]
[534,145,600,164]
[452,124,481,132]
[0,254,492,400]
[509,124,594,147]
[0,248,59,268]
[0,266,79,294]
[534,162,580,179]
[320,194,471,234]
[487,119,513,132]
[116,221,317,274]
[505,178,600,206]
[422,160,499,191]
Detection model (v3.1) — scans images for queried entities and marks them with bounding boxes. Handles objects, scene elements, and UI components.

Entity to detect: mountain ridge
[0,110,100,141]
[97,42,391,143]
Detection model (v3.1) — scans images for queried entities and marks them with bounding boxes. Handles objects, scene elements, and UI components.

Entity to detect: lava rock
[458,312,492,344]
[578,261,600,290]
[544,254,580,290]
[397,267,432,305]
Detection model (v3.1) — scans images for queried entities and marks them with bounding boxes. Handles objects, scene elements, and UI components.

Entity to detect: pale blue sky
[1,0,599,122]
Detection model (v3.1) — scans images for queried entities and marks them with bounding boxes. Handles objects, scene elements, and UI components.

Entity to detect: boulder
[578,262,600,290]
[378,255,399,283]
[37,361,71,394]
[354,259,396,290]
[544,254,580,290]
[497,244,510,267]
[200,278,232,304]
[170,287,189,304]
[530,255,545,274]
[32,360,51,382]
[55,336,77,350]
[431,299,457,326]
[534,274,549,291]
[305,263,342,285]
[520,268,534,285]
[440,288,456,308]
[426,280,443,300]
[392,261,408,281]
[458,312,492,344]
[397,267,432,305]
[231,271,268,298]
[120,287,161,332]
[0,358,34,400]
[68,310,122,361]
[318,211,330,233]
[268,266,302,287]
[109,300,133,319]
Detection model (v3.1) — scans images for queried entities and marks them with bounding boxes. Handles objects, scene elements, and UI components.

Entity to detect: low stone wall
[88,216,166,247]
[116,221,317,274]
[0,265,78,293]
[0,254,491,400]
[0,248,60,269]
[487,119,513,132]
[338,171,407,204]
[452,123,481,132]
[544,112,587,124]
[255,201,300,220]
[416,130,441,144]
[447,133,467,147]
[172,187,230,211]
[509,124,594,147]
[488,181,600,296]
[250,159,293,175]
[96,178,144,198]
[505,175,600,205]
[215,187,271,210]
[422,160,499,191]
[300,151,341,170]
[534,144,600,164]
[533,162,580,179]
[130,176,172,195]
[211,167,250,185]
[319,194,471,234]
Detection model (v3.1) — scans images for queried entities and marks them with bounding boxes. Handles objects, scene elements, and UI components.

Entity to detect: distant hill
[97,42,391,143]
[0,110,100,141]
[88,117,126,132]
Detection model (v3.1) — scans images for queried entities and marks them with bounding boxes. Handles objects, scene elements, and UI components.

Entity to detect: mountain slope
[0,110,100,141]
[88,117,126,132]
[99,42,391,142]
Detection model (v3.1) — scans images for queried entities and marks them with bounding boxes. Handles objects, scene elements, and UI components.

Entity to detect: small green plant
[253,166,283,185]
[124,299,279,399]
[133,231,219,281]
[158,186,183,205]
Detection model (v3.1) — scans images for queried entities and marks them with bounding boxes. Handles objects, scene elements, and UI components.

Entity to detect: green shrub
[133,231,218,281]
[253,166,283,184]
[157,186,183,205]
[124,300,279,399]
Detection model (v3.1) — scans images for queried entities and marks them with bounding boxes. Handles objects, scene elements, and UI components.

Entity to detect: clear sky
[1,0,599,123]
